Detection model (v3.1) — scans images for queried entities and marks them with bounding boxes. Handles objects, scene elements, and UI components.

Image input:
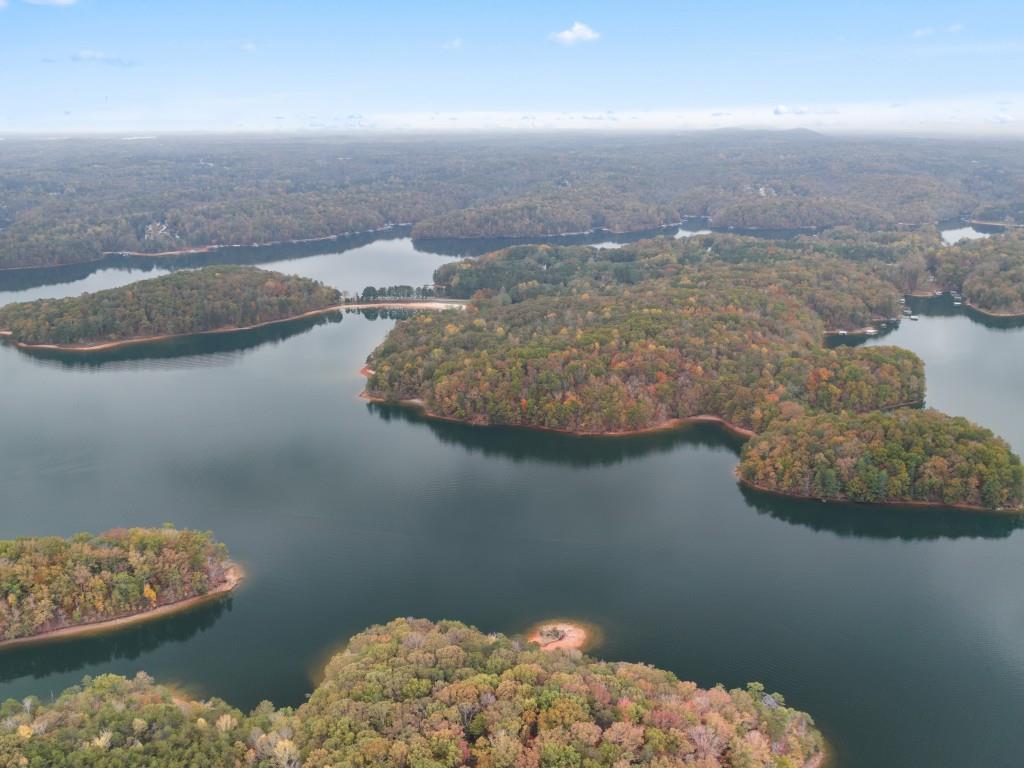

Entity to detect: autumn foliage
[0,618,825,768]
[0,527,232,642]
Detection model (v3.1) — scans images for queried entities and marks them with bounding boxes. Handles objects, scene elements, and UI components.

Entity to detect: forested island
[0,617,824,768]
[0,528,239,646]
[0,266,341,348]
[365,234,1024,511]
[739,410,1024,512]
[4,132,1024,270]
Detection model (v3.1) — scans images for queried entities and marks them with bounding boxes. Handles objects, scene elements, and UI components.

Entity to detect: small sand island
[0,527,241,650]
[527,620,598,651]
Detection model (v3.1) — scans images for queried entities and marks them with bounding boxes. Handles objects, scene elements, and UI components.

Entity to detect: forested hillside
[0,618,824,768]
[0,528,233,643]
[3,132,1024,269]
[369,240,920,434]
[740,410,1024,511]
[928,231,1024,315]
[0,266,341,346]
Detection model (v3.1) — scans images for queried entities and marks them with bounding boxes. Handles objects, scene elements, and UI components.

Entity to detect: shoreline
[1,300,464,353]
[964,301,1024,319]
[358,377,756,440]
[0,562,244,652]
[737,474,1023,515]
[0,224,410,273]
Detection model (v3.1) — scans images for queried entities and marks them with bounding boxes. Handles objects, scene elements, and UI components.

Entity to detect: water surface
[2,249,1024,768]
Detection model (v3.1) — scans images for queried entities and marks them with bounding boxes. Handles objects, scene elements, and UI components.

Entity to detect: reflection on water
[8,314,341,371]
[741,486,1022,541]
[3,270,1024,767]
[368,402,746,467]
[0,599,231,686]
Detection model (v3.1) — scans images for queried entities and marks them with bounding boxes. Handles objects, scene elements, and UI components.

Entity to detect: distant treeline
[357,284,439,301]
[0,266,340,345]
[4,132,1024,269]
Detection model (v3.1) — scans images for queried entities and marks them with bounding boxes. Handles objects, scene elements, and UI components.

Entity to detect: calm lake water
[2,239,1024,768]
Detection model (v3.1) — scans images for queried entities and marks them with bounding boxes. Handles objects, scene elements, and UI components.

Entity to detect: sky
[1,0,1022,135]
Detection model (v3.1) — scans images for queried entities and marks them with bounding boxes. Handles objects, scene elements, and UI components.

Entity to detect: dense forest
[369,240,921,434]
[0,266,341,346]
[0,528,233,643]
[739,409,1024,511]
[928,231,1024,315]
[3,132,1024,269]
[0,617,824,768]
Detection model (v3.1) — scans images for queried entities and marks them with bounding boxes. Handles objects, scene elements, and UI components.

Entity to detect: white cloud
[773,105,790,115]
[948,22,964,33]
[912,27,935,38]
[241,42,257,53]
[552,21,599,45]
[24,0,78,4]
[442,37,463,49]
[72,49,134,67]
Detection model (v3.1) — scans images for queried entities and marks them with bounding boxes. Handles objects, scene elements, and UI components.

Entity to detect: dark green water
[2,242,1024,767]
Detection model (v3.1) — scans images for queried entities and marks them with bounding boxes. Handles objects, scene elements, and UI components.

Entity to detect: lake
[2,237,1024,767]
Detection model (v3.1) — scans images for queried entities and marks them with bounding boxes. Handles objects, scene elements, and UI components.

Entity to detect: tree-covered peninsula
[928,231,1024,316]
[739,409,1024,511]
[368,239,922,434]
[0,528,238,645]
[0,617,824,768]
[0,266,341,347]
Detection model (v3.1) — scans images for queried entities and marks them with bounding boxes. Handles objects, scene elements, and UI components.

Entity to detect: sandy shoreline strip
[0,562,245,652]
[1,300,464,353]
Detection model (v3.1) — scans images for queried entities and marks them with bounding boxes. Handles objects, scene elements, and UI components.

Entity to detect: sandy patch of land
[527,621,592,651]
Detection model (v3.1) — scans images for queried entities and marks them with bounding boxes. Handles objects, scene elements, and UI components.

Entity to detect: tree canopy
[0,528,232,643]
[739,409,1024,511]
[0,618,824,768]
[369,240,921,434]
[0,266,341,346]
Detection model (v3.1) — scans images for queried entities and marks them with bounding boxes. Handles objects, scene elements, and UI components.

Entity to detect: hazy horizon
[2,0,1022,136]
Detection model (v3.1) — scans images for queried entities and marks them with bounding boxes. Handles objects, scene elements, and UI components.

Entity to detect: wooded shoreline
[0,300,465,353]
[0,562,245,652]
[736,473,1023,515]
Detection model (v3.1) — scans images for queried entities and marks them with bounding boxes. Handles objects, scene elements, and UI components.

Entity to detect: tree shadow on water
[12,314,341,372]
[0,598,232,686]
[367,400,745,468]
[740,485,1023,541]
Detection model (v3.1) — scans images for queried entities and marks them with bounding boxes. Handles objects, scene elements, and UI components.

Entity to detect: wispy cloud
[241,42,257,53]
[24,0,79,5]
[948,22,964,33]
[552,21,599,46]
[912,27,935,38]
[442,37,463,50]
[72,49,135,67]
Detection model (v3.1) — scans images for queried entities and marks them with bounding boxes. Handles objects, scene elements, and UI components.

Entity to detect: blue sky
[1,0,1022,134]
